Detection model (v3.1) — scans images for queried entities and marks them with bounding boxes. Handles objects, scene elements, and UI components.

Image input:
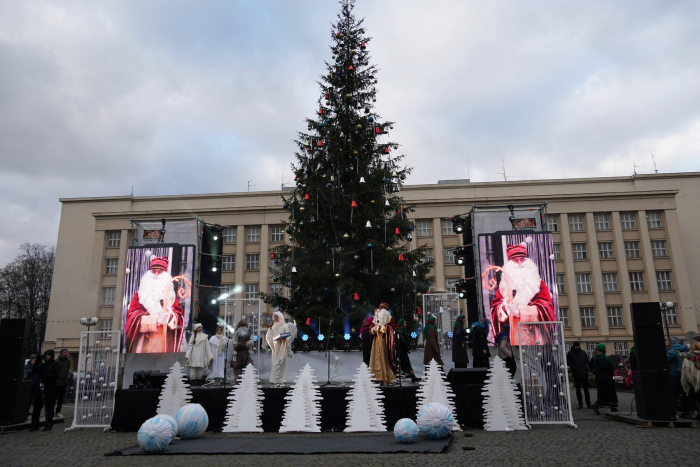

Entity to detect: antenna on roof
[496,155,507,181]
[651,153,658,173]
[633,161,644,175]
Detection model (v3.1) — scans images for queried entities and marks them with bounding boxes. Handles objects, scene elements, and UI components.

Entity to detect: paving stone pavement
[0,389,695,467]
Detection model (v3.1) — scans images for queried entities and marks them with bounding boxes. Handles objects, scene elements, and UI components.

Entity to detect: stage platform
[111,383,485,432]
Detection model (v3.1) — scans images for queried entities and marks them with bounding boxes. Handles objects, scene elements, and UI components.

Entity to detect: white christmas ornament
[222,363,264,432]
[416,359,459,429]
[151,414,178,439]
[279,364,322,432]
[417,402,454,439]
[393,418,419,443]
[482,357,527,432]
[175,404,209,439]
[137,417,174,453]
[344,363,387,432]
[157,361,193,418]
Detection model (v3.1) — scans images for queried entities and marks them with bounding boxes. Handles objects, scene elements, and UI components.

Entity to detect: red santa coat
[124,291,185,353]
[490,279,555,345]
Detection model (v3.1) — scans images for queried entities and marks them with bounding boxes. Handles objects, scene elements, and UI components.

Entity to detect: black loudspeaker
[0,319,30,382]
[633,371,675,421]
[462,215,479,325]
[132,370,168,389]
[0,380,33,425]
[447,368,488,385]
[631,303,667,372]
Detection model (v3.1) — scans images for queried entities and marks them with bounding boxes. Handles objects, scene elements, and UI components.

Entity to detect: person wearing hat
[592,343,618,414]
[208,325,229,386]
[423,315,443,370]
[54,348,71,418]
[369,303,397,385]
[30,349,61,431]
[395,318,420,383]
[452,316,469,369]
[231,319,254,382]
[185,323,212,385]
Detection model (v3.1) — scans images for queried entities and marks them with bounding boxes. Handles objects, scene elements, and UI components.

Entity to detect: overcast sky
[1,0,699,266]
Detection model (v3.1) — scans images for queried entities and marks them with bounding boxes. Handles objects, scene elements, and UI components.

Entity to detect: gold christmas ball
[356,123,362,129]
[353,150,358,155]
[335,273,340,278]
[370,200,375,204]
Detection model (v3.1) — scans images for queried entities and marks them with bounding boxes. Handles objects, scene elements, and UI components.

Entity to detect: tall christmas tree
[261,0,434,337]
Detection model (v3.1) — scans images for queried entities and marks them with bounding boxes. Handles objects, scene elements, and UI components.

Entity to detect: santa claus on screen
[124,256,185,353]
[489,243,555,345]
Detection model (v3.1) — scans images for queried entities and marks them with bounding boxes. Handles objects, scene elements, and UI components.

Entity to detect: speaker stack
[461,215,479,325]
[198,223,224,335]
[630,302,675,421]
[0,318,33,426]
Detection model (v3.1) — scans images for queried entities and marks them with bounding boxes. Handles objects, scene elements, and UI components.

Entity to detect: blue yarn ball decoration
[175,403,209,439]
[393,418,419,444]
[417,402,454,440]
[152,414,178,439]
[137,417,174,453]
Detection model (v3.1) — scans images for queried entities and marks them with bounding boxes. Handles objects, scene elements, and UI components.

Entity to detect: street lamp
[660,302,674,345]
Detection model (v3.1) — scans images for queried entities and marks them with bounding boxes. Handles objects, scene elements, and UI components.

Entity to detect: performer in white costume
[265,311,297,385]
[208,325,228,385]
[185,323,212,385]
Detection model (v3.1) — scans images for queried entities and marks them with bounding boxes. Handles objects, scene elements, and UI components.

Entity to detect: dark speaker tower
[630,302,667,372]
[0,319,30,382]
[446,368,488,385]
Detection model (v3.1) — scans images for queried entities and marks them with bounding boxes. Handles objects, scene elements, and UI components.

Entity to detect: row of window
[546,211,664,232]
[220,226,285,244]
[557,240,667,261]
[556,270,673,294]
[559,305,678,329]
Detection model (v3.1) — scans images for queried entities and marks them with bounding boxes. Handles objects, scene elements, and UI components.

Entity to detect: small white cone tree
[344,363,386,432]
[483,357,527,431]
[279,364,322,432]
[222,363,264,432]
[157,361,192,418]
[416,359,459,428]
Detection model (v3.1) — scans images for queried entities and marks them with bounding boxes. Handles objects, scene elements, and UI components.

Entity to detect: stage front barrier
[422,293,461,347]
[518,321,576,428]
[67,330,122,432]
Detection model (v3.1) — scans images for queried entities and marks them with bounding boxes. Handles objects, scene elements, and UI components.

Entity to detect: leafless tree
[0,243,55,355]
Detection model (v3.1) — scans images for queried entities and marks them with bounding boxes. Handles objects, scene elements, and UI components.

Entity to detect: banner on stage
[478,232,559,346]
[121,245,195,354]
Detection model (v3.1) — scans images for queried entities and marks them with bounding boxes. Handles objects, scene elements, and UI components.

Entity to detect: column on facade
[637,210,660,302]
[259,224,270,324]
[586,213,609,337]
[432,218,445,290]
[664,209,695,332]
[611,212,634,335]
[234,225,246,300]
[560,213,582,337]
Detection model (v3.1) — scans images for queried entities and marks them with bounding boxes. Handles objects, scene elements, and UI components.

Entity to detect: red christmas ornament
[325,93,329,99]
[348,65,354,71]
[416,306,422,315]
[317,140,323,147]
[351,200,358,208]
[375,126,381,134]
[304,193,310,200]
[270,253,275,259]
[353,292,360,300]
[395,227,400,234]
[384,147,390,154]
[361,43,366,49]
[396,210,401,217]
[318,108,323,115]
[398,253,404,261]
[336,32,341,37]
[305,317,311,325]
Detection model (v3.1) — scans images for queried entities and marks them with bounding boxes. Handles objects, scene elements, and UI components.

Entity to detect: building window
[245,283,259,299]
[444,248,455,264]
[445,280,457,294]
[651,240,667,257]
[646,211,663,229]
[656,271,673,290]
[553,244,561,261]
[620,212,636,229]
[576,273,592,293]
[613,341,629,355]
[269,283,283,296]
[221,284,235,295]
[580,307,596,327]
[425,248,433,263]
[223,227,237,243]
[665,306,678,325]
[102,287,116,306]
[607,307,623,327]
[602,273,618,292]
[598,242,614,259]
[105,258,118,275]
[569,214,585,231]
[629,272,645,291]
[246,226,261,243]
[560,308,569,328]
[572,243,588,260]
[442,219,454,236]
[107,231,121,248]
[624,241,640,258]
[222,255,235,271]
[416,220,432,237]
[594,214,610,230]
[546,215,559,232]
[246,254,260,270]
[556,274,566,294]
[586,343,597,358]
[270,226,284,243]
[99,319,113,338]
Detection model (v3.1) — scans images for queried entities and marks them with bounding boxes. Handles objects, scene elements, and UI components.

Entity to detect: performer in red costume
[490,243,555,345]
[124,256,185,353]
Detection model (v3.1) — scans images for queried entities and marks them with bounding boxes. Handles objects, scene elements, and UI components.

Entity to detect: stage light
[212,265,217,272]
[452,215,465,234]
[302,334,309,341]
[447,331,453,338]
[253,335,258,342]
[466,328,471,334]
[456,278,468,299]
[410,332,417,339]
[213,234,218,241]
[318,333,325,341]
[344,333,351,341]
[211,299,217,304]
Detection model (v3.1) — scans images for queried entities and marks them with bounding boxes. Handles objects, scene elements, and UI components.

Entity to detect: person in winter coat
[471,318,491,369]
[495,323,516,377]
[452,316,469,369]
[54,348,71,418]
[567,341,591,409]
[592,343,618,414]
[667,337,687,415]
[422,316,443,369]
[359,316,374,367]
[395,319,419,383]
[681,340,700,422]
[30,349,61,431]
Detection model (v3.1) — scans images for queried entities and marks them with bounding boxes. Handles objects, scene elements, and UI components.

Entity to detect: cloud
[0,0,699,264]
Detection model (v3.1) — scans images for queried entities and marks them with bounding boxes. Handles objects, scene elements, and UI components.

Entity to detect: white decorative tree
[344,363,386,432]
[157,361,193,418]
[222,363,264,432]
[416,359,458,428]
[483,357,527,432]
[279,364,322,432]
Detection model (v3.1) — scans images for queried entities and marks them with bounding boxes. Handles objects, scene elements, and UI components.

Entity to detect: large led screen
[478,233,559,345]
[121,245,195,353]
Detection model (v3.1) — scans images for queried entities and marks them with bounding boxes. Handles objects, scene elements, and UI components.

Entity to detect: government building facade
[44,172,700,358]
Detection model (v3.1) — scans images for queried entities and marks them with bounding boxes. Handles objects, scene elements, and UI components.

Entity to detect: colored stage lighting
[410,332,417,339]
[253,335,258,342]
[343,333,351,341]
[447,331,453,338]
[318,333,325,341]
[302,334,309,341]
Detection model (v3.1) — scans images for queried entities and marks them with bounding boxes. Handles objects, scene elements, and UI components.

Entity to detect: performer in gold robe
[369,303,397,385]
